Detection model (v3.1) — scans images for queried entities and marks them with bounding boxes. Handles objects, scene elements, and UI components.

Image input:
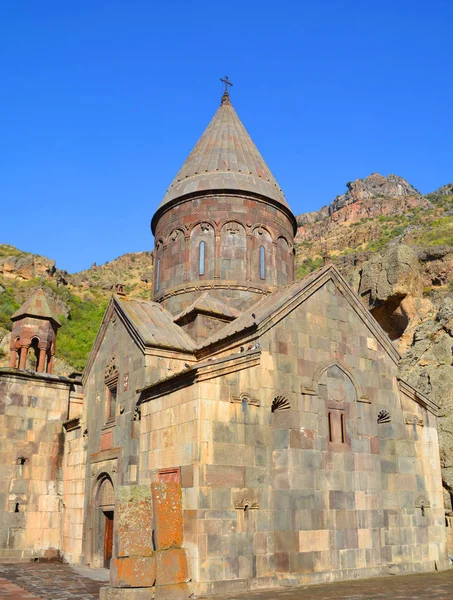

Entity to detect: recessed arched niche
[252,227,273,285]
[276,236,291,287]
[220,221,246,280]
[154,239,164,294]
[191,223,215,280]
[167,229,185,287]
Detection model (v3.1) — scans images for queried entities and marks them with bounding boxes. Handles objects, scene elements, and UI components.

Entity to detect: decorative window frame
[231,393,260,407]
[104,356,119,425]
[326,401,351,452]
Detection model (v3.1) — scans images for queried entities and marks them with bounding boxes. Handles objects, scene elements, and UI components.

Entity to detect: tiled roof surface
[11,289,61,325]
[157,95,289,212]
[196,270,323,349]
[174,291,241,322]
[115,296,196,352]
[197,265,400,364]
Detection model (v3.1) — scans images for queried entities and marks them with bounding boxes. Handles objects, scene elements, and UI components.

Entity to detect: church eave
[137,348,261,403]
[398,377,439,416]
[0,367,74,386]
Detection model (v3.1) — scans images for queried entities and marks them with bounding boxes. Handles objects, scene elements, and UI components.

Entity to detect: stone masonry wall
[61,423,86,564]
[153,194,295,315]
[82,304,192,567]
[161,278,448,594]
[0,370,71,560]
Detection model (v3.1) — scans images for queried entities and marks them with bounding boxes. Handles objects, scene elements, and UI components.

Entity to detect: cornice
[137,348,261,403]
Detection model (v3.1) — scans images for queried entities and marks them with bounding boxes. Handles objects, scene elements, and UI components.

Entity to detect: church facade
[0,87,449,596]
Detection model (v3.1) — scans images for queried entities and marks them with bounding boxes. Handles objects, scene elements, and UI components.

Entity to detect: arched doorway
[97,476,115,568]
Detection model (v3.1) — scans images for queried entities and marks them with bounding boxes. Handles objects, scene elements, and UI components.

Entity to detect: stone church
[0,86,450,597]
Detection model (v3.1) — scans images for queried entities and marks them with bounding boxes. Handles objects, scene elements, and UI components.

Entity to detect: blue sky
[1,1,452,273]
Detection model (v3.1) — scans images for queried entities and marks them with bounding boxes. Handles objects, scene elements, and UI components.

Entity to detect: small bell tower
[9,289,61,373]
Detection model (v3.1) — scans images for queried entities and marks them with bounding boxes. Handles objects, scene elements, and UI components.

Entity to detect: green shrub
[57,296,108,371]
[0,284,21,330]
[415,215,453,246]
[296,256,324,278]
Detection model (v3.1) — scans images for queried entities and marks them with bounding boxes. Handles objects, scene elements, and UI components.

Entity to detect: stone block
[100,587,154,600]
[117,486,154,558]
[111,556,156,588]
[274,551,289,573]
[155,548,189,586]
[275,530,298,552]
[204,465,245,488]
[289,429,314,449]
[290,551,316,573]
[180,465,193,488]
[272,429,289,449]
[154,583,191,600]
[207,533,230,557]
[210,488,232,510]
[152,482,183,550]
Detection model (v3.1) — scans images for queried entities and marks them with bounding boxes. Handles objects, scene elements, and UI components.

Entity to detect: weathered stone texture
[61,421,86,564]
[153,194,295,316]
[152,483,184,550]
[137,274,447,594]
[116,486,153,558]
[0,370,75,560]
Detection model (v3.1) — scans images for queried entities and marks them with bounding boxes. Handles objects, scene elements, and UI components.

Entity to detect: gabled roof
[197,264,401,364]
[11,289,61,326]
[174,291,240,323]
[398,377,439,416]
[152,93,294,232]
[82,294,196,382]
[114,295,196,352]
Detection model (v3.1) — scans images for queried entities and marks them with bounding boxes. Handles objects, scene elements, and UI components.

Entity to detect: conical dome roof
[11,289,61,326]
[152,93,291,230]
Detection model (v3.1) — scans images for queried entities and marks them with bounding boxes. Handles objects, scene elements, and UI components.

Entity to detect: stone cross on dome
[220,75,233,104]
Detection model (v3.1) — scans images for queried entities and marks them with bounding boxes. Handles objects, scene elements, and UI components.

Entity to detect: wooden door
[103,511,114,568]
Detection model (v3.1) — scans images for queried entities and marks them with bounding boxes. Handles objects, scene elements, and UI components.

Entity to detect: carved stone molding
[231,393,260,407]
[271,396,290,412]
[104,356,118,381]
[405,414,424,427]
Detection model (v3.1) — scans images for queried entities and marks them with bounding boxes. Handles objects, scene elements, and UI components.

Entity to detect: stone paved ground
[0,563,107,600]
[0,564,451,600]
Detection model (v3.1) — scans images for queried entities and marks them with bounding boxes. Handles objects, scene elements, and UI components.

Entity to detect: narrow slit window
[199,241,205,276]
[328,412,333,442]
[259,246,265,280]
[106,382,118,421]
[156,258,161,292]
[340,413,345,443]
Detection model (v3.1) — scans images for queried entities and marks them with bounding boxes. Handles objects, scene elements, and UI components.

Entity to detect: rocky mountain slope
[1,173,453,508]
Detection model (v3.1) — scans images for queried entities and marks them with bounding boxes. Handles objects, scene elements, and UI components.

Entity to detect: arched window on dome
[259,245,266,280]
[199,241,205,276]
[155,258,161,292]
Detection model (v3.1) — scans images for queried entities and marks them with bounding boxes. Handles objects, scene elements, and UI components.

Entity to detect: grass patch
[365,225,407,252]
[0,245,26,259]
[413,215,453,246]
[296,256,324,278]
